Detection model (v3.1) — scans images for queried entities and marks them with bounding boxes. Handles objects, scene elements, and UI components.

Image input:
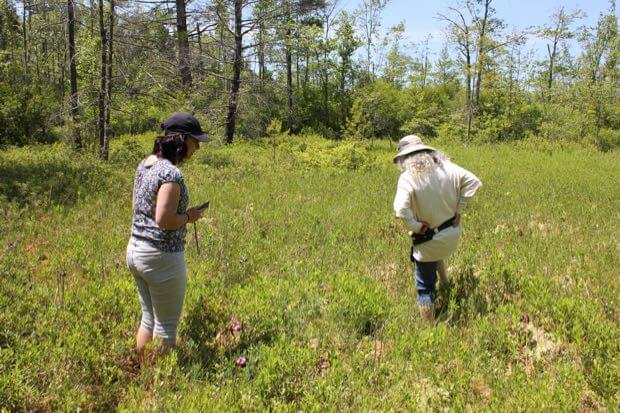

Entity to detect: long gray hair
[396,150,449,183]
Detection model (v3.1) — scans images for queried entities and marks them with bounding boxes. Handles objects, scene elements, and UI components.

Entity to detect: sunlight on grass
[0,136,618,410]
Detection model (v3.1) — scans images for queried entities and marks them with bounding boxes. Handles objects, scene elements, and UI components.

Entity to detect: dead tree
[97,0,107,157]
[176,0,192,86]
[225,0,242,143]
[67,0,81,147]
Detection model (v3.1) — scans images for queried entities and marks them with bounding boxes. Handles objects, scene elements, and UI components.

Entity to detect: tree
[176,0,192,87]
[356,0,388,80]
[437,5,475,138]
[104,0,115,160]
[225,0,243,143]
[433,43,459,85]
[536,7,583,94]
[67,0,80,147]
[335,11,360,127]
[577,1,619,144]
[438,0,514,139]
[380,21,413,87]
[97,0,107,157]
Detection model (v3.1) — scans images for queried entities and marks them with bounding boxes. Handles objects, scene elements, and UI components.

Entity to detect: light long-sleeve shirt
[393,160,482,262]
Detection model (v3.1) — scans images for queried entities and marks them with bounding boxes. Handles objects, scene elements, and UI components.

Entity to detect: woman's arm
[155,182,190,230]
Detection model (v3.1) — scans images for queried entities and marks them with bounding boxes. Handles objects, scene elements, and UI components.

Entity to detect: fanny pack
[411,216,457,246]
[409,216,456,263]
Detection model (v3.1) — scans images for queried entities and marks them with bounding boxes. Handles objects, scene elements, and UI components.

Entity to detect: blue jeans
[414,259,438,305]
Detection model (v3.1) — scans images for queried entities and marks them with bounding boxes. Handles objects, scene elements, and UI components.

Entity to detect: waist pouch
[411,216,456,246]
[409,216,456,263]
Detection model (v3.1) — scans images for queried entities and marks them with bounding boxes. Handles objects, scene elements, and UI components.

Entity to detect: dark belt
[411,216,456,246]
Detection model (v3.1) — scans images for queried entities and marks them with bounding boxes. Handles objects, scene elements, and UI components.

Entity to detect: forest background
[0,0,618,151]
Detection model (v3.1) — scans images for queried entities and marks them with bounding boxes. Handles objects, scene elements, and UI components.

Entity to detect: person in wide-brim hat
[393,135,436,162]
[392,135,482,324]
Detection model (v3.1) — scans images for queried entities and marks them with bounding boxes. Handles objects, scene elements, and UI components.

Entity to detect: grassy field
[0,134,618,411]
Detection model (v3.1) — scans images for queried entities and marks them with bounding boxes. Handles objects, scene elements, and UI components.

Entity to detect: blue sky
[339,0,615,60]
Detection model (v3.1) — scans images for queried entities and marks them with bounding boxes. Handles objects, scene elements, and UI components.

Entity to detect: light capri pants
[126,237,187,343]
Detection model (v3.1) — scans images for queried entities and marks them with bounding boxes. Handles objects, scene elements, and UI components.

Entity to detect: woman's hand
[185,206,205,223]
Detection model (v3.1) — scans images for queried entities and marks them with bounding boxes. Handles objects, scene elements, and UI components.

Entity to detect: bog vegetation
[1,0,619,410]
[0,134,618,410]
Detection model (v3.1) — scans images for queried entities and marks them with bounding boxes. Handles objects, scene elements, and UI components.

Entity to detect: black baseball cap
[161,112,212,142]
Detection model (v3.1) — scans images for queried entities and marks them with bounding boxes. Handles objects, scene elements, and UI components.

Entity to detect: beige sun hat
[393,135,436,162]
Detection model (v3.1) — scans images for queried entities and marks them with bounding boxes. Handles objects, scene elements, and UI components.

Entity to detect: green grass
[1,134,618,411]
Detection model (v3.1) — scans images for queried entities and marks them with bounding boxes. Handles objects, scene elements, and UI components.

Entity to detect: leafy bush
[109,135,149,165]
[0,63,59,146]
[0,143,115,207]
[588,128,620,151]
[344,80,403,140]
[285,136,377,170]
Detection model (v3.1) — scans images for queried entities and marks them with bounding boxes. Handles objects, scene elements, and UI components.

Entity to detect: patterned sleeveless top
[130,158,189,252]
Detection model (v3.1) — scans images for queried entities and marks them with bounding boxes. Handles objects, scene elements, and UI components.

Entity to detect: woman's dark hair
[152,133,189,165]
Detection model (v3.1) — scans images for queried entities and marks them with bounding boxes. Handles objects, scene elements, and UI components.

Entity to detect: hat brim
[189,133,213,142]
[393,144,436,162]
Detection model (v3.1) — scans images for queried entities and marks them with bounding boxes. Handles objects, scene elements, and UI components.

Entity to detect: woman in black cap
[126,112,212,355]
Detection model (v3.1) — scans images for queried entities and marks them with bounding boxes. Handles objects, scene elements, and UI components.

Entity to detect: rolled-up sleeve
[393,174,423,232]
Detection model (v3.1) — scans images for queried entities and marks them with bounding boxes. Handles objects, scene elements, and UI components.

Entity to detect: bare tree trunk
[546,44,555,91]
[296,47,300,89]
[196,22,203,75]
[60,26,66,100]
[303,51,309,98]
[218,6,228,92]
[225,0,242,144]
[98,0,107,158]
[176,0,192,87]
[286,28,293,130]
[22,1,29,73]
[474,0,490,106]
[546,7,564,93]
[67,0,81,147]
[103,0,115,161]
[258,10,265,94]
[283,0,293,130]
[421,51,428,88]
[466,47,473,140]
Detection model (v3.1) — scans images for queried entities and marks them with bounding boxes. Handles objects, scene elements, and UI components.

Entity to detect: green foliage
[343,96,372,140]
[344,80,403,140]
[591,128,620,152]
[112,95,175,136]
[400,85,454,138]
[285,134,377,170]
[1,137,618,411]
[0,63,58,146]
[109,133,152,165]
[0,143,114,207]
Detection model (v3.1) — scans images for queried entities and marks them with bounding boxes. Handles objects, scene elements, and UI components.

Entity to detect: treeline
[0,0,618,154]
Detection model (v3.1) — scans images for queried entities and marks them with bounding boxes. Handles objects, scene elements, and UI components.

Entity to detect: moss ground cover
[0,135,618,411]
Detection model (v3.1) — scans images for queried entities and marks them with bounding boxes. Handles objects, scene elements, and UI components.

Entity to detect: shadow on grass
[435,264,517,325]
